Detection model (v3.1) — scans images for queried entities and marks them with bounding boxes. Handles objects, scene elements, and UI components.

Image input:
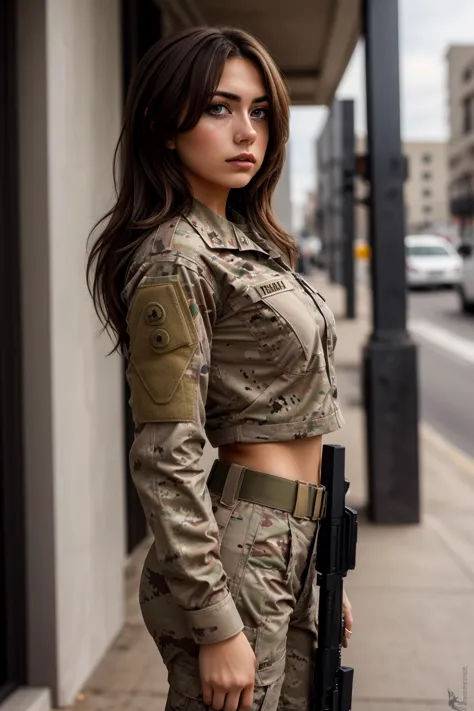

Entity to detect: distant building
[273,145,294,233]
[355,137,449,241]
[402,141,449,234]
[301,190,318,234]
[446,45,474,237]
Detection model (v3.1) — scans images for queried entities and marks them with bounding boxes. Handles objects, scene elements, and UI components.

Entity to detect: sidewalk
[59,275,474,711]
[319,276,474,710]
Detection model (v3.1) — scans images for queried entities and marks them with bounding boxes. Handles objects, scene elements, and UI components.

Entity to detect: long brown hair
[87,25,296,352]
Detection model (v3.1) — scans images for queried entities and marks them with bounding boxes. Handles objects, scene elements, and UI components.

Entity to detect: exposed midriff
[218,435,323,485]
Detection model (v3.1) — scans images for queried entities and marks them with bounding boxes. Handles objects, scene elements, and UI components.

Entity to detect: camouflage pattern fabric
[122,198,343,644]
[140,489,321,710]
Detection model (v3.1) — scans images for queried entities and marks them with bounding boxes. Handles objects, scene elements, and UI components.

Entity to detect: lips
[227,154,256,163]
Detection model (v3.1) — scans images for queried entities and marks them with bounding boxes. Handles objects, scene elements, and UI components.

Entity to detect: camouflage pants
[139,486,321,710]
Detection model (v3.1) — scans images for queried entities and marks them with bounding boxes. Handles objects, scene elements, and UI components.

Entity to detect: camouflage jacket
[122,199,344,645]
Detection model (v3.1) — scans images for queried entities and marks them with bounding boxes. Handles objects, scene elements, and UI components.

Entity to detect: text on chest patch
[255,277,294,299]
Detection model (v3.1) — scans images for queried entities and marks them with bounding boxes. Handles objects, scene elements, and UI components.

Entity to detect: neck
[190,186,229,217]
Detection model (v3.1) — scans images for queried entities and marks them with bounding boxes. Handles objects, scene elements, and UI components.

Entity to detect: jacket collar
[183,199,283,259]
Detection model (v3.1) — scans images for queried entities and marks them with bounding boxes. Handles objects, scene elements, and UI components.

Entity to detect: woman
[87,25,353,711]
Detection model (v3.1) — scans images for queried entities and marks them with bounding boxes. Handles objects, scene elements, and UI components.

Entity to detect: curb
[421,422,474,477]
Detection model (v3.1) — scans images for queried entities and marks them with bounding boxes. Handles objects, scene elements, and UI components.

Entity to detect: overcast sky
[289,0,474,227]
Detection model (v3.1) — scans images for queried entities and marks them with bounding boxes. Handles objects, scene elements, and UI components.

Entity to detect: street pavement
[56,274,474,711]
[408,287,474,458]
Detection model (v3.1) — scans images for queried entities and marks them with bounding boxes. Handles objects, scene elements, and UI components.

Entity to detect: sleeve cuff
[184,593,244,645]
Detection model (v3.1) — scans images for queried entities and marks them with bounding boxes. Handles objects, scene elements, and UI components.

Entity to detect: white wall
[17,0,125,706]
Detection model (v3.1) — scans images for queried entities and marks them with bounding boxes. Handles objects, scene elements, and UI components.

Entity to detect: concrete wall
[16,0,125,706]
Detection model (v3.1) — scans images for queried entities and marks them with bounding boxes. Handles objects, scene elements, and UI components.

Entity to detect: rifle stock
[313,444,358,711]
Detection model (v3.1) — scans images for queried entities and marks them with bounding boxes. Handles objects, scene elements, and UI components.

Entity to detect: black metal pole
[363,0,420,523]
[328,118,337,284]
[342,100,356,319]
[332,106,343,288]
[0,0,27,697]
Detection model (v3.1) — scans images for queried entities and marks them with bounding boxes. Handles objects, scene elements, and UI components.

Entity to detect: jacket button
[150,328,170,349]
[145,302,166,325]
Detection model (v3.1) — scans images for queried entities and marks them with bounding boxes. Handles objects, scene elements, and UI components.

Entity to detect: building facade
[403,141,449,234]
[447,45,474,237]
[1,3,126,710]
[355,137,449,241]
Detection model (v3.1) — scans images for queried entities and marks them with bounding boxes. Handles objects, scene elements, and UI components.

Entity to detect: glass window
[421,154,432,164]
[406,244,452,257]
[422,189,432,198]
[422,171,432,180]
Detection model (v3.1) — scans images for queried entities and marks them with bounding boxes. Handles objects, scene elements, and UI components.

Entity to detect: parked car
[457,242,474,314]
[405,234,463,289]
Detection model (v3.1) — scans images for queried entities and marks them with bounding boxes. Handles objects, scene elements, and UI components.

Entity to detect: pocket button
[144,302,166,325]
[150,328,170,349]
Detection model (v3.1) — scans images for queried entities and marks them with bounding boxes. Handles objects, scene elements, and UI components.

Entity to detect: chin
[224,174,256,190]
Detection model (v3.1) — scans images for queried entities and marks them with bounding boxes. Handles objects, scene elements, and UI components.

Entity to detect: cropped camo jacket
[122,199,344,646]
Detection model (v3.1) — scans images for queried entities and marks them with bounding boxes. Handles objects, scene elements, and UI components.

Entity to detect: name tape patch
[255,277,294,299]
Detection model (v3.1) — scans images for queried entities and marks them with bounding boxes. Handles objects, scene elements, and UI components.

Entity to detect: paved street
[408,287,474,458]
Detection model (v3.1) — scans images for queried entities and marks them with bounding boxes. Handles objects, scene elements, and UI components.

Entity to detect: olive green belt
[207,460,327,521]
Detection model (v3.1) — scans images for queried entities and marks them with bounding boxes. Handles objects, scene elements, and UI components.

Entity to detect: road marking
[421,422,474,477]
[409,319,474,364]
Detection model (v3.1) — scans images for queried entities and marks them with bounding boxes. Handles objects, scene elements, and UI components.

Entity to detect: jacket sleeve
[125,252,244,645]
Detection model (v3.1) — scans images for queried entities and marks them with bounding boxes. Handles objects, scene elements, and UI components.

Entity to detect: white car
[457,242,474,313]
[405,235,463,288]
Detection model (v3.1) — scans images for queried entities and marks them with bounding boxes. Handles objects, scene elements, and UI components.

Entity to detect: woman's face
[170,57,270,212]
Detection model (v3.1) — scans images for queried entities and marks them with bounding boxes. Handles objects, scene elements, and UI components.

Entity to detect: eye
[251,107,269,120]
[206,103,230,117]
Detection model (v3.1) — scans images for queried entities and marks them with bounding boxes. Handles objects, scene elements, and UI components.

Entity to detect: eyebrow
[212,91,270,104]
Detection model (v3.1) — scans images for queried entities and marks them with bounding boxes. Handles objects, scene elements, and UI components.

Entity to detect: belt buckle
[312,486,327,521]
[293,480,311,519]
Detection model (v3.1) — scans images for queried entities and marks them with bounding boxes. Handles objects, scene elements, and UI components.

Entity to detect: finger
[343,627,352,649]
[344,609,354,630]
[202,682,213,708]
[239,683,255,710]
[224,690,241,711]
[211,688,226,711]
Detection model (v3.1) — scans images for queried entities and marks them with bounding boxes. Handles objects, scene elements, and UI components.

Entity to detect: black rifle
[313,444,358,711]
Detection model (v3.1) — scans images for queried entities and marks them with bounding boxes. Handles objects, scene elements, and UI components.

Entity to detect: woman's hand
[199,631,257,711]
[342,587,353,648]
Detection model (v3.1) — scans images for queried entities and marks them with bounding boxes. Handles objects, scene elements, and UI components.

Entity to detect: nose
[235,113,257,145]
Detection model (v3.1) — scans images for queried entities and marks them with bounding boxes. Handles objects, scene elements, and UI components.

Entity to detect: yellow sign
[355,243,371,260]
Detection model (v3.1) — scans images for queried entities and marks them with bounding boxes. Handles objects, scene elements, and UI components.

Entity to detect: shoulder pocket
[127,276,199,422]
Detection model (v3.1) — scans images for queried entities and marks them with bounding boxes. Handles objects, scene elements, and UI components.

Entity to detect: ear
[166,138,176,150]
